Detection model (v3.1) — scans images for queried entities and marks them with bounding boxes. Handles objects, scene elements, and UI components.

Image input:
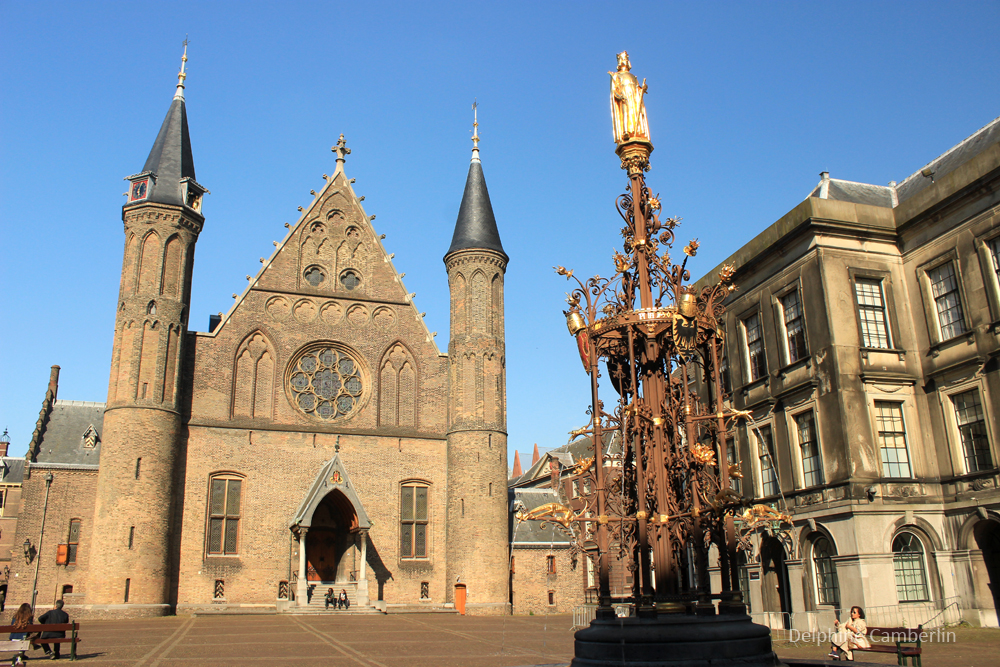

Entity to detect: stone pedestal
[572,613,782,667]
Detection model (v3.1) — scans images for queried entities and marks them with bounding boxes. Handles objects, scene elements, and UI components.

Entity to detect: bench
[0,622,81,663]
[854,624,922,666]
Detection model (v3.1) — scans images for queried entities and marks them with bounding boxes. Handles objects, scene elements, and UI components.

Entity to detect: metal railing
[750,596,964,634]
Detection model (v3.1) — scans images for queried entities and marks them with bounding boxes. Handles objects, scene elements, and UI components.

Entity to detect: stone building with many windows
[692,115,1000,627]
[8,59,511,617]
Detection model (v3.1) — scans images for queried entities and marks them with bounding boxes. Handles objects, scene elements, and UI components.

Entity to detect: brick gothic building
[10,64,510,617]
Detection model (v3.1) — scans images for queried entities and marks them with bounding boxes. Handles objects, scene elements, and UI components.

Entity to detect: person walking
[338,589,349,611]
[829,606,870,661]
[38,600,70,660]
[0,588,7,612]
[324,588,335,610]
[8,603,35,666]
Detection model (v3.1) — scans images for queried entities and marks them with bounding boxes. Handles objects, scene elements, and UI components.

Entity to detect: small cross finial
[471,99,480,161]
[175,36,189,100]
[332,134,351,174]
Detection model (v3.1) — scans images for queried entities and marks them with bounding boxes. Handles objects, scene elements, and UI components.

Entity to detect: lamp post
[31,473,54,610]
[517,53,781,666]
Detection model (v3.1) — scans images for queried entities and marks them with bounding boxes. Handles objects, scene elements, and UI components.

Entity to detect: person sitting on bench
[38,600,70,660]
[829,606,870,661]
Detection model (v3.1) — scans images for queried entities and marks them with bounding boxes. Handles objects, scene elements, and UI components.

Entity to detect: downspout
[32,472,54,610]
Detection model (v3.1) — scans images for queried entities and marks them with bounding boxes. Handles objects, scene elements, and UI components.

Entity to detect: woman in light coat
[829,606,870,660]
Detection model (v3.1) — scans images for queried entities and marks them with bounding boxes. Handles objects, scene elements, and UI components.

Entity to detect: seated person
[829,606,870,661]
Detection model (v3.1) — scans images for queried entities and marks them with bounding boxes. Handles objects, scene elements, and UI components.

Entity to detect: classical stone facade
[9,65,510,617]
[690,115,1000,627]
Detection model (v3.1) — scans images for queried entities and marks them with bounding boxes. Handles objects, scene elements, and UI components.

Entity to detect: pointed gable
[291,453,371,530]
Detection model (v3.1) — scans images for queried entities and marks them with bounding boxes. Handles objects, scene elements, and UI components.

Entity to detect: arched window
[400,482,429,559]
[812,535,839,605]
[893,532,929,601]
[207,475,243,555]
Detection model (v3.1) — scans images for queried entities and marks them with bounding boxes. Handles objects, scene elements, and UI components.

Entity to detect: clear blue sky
[2,1,998,464]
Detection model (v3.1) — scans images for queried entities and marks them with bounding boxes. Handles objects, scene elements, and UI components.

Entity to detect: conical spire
[532,443,540,465]
[129,43,197,207]
[511,450,523,478]
[444,104,506,261]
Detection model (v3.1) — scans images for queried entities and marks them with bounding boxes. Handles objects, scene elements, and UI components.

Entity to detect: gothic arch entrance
[291,454,372,607]
[307,490,359,582]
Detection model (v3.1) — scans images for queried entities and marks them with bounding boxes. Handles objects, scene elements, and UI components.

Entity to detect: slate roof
[510,487,575,545]
[895,114,1000,204]
[806,115,1000,208]
[445,158,507,261]
[31,400,104,466]
[129,95,196,207]
[509,430,621,488]
[0,457,25,484]
[806,178,896,207]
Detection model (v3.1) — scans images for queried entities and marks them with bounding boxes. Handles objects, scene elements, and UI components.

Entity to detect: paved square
[8,614,998,666]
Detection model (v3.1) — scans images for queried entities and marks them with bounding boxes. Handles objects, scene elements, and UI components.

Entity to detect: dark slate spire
[445,108,507,261]
[126,43,201,209]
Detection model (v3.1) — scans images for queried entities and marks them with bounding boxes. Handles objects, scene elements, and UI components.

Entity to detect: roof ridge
[897,114,1000,190]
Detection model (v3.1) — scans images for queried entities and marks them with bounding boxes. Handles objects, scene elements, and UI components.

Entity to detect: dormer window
[129,178,149,202]
[83,425,100,449]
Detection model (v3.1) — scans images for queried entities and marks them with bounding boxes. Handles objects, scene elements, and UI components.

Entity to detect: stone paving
[3,614,997,666]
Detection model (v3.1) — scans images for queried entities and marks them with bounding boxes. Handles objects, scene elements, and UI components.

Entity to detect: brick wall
[510,546,584,615]
[7,468,98,613]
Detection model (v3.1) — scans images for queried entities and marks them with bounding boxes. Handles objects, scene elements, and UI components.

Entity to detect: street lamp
[22,539,31,564]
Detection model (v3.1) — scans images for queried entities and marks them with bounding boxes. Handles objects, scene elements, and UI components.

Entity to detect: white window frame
[853,276,893,350]
[749,424,778,498]
[740,311,767,384]
[776,286,808,366]
[892,530,931,603]
[939,380,996,476]
[917,253,971,346]
[789,408,824,489]
[978,230,1000,321]
[873,400,914,479]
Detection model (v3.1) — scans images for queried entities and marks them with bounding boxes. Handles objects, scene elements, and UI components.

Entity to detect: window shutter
[401,487,414,521]
[56,544,68,565]
[415,486,428,521]
[224,518,239,554]
[415,524,426,558]
[209,518,223,553]
[210,480,226,516]
[400,523,413,558]
[226,480,242,517]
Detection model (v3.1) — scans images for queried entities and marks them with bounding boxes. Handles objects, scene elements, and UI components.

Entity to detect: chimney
[48,365,61,401]
[818,172,830,199]
[549,460,559,490]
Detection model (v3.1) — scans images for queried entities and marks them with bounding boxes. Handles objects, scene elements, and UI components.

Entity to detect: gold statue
[609,51,650,144]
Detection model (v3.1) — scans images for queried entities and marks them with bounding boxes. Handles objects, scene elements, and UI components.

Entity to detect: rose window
[287,345,365,420]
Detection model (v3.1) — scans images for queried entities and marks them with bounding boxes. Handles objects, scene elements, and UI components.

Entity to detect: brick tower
[444,115,509,614]
[87,46,207,614]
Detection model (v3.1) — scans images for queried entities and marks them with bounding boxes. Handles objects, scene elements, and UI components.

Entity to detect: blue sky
[2,1,999,464]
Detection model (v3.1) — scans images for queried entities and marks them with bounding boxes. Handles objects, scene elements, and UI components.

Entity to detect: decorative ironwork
[520,53,763,620]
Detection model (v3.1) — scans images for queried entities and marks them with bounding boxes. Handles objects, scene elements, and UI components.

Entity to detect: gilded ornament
[609,51,650,144]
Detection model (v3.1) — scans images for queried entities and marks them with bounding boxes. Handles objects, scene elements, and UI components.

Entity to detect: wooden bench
[0,622,80,663]
[854,625,921,666]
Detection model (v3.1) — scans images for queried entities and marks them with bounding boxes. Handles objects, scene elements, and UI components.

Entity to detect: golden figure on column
[609,51,650,144]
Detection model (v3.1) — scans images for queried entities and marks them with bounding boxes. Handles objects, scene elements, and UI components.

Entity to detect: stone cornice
[444,248,507,273]
[123,202,204,235]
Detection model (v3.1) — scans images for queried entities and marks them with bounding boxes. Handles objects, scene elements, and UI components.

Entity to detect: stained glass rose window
[287,344,366,420]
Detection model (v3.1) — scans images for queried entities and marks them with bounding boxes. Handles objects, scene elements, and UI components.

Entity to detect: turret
[87,44,207,614]
[444,110,509,614]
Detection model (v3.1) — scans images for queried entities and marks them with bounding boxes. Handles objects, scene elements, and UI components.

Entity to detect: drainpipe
[32,472,54,610]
